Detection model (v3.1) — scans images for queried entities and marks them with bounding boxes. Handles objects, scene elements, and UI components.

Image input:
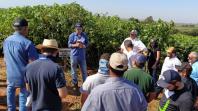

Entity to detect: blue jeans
[70,56,87,85]
[7,84,27,111]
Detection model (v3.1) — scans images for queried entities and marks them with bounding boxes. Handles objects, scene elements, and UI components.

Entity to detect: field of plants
[0,2,197,111]
[1,3,197,66]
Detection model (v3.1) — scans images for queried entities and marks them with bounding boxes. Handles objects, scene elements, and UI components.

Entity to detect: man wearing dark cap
[68,23,88,90]
[123,54,155,102]
[82,52,147,111]
[158,70,193,111]
[3,18,38,111]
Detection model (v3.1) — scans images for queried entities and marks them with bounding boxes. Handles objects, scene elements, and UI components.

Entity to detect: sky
[0,0,197,23]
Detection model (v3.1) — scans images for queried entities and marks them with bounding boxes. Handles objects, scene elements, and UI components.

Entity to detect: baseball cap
[157,70,181,88]
[13,18,28,27]
[75,23,82,28]
[134,54,147,64]
[175,62,192,72]
[109,52,128,71]
[166,47,176,53]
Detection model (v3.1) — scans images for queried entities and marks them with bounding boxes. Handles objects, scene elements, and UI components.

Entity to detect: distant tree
[144,16,154,23]
[129,17,139,23]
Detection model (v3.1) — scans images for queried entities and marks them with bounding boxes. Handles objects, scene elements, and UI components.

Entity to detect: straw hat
[36,39,58,49]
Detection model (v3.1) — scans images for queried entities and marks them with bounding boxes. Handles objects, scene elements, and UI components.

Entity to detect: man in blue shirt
[3,18,38,111]
[25,39,67,111]
[188,52,198,85]
[82,52,147,111]
[68,23,88,90]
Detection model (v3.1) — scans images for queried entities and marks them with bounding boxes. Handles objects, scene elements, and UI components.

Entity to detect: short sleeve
[81,91,102,111]
[55,67,66,88]
[27,43,39,61]
[80,77,92,94]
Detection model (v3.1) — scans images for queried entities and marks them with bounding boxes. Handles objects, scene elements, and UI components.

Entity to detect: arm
[80,77,92,106]
[81,92,89,106]
[152,51,161,69]
[68,33,80,48]
[27,43,39,63]
[84,33,89,48]
[56,67,67,98]
[58,87,67,98]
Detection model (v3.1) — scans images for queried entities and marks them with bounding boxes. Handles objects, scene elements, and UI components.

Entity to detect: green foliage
[0,3,197,67]
[170,34,198,61]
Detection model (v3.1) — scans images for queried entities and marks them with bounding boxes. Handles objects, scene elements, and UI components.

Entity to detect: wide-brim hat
[36,39,58,50]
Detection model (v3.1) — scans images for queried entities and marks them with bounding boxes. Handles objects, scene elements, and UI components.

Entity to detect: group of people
[2,17,198,111]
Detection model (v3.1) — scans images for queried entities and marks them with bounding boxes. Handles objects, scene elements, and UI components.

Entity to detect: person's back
[124,54,155,101]
[124,68,154,97]
[25,39,67,111]
[182,77,198,99]
[82,78,147,111]
[25,58,65,111]
[81,73,109,93]
[4,32,38,86]
[159,87,193,111]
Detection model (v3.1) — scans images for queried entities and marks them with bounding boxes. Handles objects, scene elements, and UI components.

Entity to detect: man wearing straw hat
[25,39,67,111]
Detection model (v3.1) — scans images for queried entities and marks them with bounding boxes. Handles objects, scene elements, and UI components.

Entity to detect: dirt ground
[0,58,159,111]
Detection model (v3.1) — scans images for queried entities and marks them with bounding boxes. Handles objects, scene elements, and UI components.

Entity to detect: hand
[73,42,80,48]
[152,64,157,69]
[79,44,86,48]
[194,97,198,110]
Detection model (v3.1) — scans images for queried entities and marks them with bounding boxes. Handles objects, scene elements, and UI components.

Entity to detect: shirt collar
[13,31,20,35]
[106,77,124,83]
[74,32,83,36]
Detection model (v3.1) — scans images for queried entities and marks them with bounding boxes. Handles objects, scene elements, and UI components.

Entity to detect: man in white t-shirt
[120,30,147,55]
[80,53,110,105]
[160,47,182,77]
[123,40,137,69]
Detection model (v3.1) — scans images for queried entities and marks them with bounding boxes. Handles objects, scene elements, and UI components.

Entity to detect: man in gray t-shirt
[80,53,110,105]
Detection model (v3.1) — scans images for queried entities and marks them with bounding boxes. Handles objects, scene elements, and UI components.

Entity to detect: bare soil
[0,58,159,111]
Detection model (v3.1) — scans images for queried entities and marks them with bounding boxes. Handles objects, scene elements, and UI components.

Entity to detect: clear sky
[0,0,197,23]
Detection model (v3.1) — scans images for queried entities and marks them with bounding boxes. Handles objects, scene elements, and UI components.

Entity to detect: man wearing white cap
[120,29,147,55]
[25,39,67,111]
[82,52,147,111]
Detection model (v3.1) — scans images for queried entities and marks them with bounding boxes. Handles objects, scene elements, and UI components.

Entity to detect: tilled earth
[0,58,159,111]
